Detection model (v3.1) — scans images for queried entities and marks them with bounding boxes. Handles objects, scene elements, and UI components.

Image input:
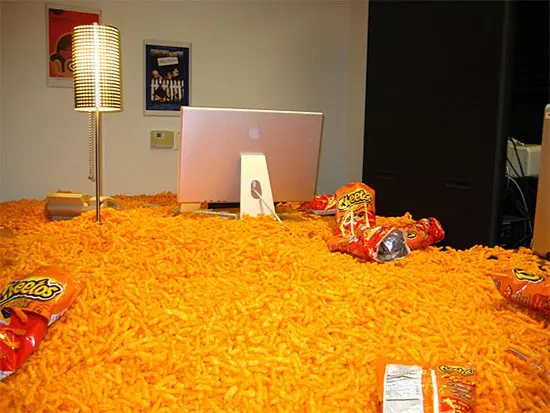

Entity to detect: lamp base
[86,196,120,211]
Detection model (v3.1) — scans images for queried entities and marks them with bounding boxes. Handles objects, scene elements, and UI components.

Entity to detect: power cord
[88,112,96,182]
[504,137,535,248]
[506,174,533,234]
[509,137,526,177]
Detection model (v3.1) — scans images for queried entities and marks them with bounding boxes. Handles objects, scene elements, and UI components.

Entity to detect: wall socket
[150,130,176,149]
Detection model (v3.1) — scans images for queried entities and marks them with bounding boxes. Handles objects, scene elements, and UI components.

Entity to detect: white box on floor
[507,142,541,177]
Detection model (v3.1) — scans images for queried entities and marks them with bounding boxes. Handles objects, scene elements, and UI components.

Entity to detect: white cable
[509,136,525,146]
[251,188,283,224]
[506,142,533,247]
[504,166,510,195]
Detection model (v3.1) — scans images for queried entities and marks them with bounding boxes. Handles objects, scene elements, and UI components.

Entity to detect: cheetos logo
[438,365,474,376]
[0,278,63,307]
[512,269,544,283]
[337,189,373,211]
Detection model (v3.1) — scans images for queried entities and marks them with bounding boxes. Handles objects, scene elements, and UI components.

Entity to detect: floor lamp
[72,23,122,223]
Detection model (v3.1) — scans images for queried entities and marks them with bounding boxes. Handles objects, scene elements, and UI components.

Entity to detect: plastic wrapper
[376,358,476,413]
[309,194,337,215]
[400,218,445,250]
[335,182,376,236]
[507,348,550,378]
[327,226,410,263]
[0,266,80,381]
[490,268,550,319]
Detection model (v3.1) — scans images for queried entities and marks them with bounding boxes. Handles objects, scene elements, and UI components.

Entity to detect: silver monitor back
[177,107,324,204]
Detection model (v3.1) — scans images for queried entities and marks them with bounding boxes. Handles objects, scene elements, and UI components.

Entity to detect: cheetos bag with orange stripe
[490,268,550,319]
[0,266,80,381]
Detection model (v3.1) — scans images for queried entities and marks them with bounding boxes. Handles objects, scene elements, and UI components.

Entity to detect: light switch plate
[150,130,175,149]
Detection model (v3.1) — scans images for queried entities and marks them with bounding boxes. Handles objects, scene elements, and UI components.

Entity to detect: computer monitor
[177,106,324,204]
[532,104,550,259]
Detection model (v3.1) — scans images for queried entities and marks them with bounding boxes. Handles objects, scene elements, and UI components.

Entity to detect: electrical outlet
[150,130,175,149]
[173,132,180,151]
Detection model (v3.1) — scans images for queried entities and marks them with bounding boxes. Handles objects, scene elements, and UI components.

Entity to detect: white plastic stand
[240,153,277,219]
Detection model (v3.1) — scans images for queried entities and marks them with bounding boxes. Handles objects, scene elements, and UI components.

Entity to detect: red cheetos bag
[490,268,550,319]
[335,182,376,237]
[400,218,445,250]
[0,266,80,381]
[310,194,337,215]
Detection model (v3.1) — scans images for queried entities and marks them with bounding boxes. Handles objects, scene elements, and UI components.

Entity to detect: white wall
[0,0,367,201]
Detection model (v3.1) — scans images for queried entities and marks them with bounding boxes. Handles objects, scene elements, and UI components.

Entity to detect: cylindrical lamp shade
[72,24,122,112]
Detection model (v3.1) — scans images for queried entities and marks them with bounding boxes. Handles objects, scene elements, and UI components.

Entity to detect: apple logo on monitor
[248,125,260,140]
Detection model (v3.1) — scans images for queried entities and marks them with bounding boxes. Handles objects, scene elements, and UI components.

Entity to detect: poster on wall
[46,3,101,87]
[144,40,191,116]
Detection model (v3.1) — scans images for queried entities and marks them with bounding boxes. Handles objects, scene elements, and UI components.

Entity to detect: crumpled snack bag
[335,182,376,237]
[490,268,550,319]
[400,217,445,250]
[327,226,410,263]
[310,194,337,215]
[376,358,476,413]
[0,266,81,381]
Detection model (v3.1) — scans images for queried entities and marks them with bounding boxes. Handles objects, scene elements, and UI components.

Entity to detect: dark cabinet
[363,0,549,249]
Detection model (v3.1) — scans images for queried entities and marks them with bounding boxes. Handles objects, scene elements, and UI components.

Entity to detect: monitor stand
[178,153,280,221]
[240,153,278,219]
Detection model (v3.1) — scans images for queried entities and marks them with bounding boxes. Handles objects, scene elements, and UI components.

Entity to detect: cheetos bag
[490,268,550,319]
[0,266,81,380]
[335,182,376,237]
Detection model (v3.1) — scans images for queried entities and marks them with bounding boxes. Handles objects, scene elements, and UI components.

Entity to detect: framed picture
[46,3,101,87]
[144,40,191,116]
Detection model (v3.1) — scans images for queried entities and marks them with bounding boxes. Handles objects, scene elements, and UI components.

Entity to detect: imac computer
[532,104,550,259]
[177,106,324,209]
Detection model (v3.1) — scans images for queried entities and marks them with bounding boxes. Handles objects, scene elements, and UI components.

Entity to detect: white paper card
[383,364,424,413]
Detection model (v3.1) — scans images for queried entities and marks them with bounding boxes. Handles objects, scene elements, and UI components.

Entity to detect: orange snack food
[376,358,476,413]
[0,266,80,381]
[1,193,549,411]
[335,182,376,236]
[490,268,550,319]
[400,218,445,250]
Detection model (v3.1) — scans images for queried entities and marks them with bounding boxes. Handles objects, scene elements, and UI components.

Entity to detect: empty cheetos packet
[0,266,81,381]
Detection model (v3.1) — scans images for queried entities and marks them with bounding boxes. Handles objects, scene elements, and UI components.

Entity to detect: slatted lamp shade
[72,23,122,112]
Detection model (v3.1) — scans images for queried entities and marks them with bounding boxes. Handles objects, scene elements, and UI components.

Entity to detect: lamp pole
[95,109,102,223]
